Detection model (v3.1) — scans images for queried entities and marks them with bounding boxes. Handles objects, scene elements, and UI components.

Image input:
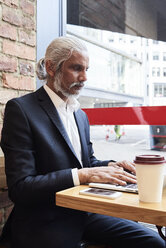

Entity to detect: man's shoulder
[8,87,44,104]
[75,108,89,123]
[76,108,86,116]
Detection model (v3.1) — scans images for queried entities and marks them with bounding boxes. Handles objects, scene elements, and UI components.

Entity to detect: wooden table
[56,185,166,243]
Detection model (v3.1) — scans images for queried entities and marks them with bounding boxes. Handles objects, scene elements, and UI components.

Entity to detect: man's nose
[78,70,87,82]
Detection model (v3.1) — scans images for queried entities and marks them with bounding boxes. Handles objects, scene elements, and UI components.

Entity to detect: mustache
[69,82,84,89]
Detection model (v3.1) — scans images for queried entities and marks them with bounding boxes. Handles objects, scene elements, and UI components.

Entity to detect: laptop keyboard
[125,183,138,189]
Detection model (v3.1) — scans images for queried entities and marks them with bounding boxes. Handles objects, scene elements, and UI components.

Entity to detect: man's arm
[1,99,74,206]
[78,110,136,185]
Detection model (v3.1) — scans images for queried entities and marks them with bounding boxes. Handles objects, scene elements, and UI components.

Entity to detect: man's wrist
[71,168,80,186]
[108,161,116,167]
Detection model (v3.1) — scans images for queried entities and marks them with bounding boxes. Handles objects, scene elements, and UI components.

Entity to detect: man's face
[54,50,89,100]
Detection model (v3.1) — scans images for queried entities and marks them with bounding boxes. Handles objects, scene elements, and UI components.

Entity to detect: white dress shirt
[44,84,81,185]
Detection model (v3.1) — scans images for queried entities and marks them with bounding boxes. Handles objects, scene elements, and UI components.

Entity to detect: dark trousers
[10,212,164,248]
[82,213,165,248]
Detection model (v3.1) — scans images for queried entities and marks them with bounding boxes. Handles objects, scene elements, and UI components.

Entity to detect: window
[154,85,158,96]
[163,53,166,61]
[154,83,166,97]
[152,67,156,76]
[153,40,159,44]
[164,86,166,97]
[147,84,149,96]
[163,68,166,77]
[157,67,160,77]
[152,67,160,77]
[119,38,123,43]
[153,52,159,60]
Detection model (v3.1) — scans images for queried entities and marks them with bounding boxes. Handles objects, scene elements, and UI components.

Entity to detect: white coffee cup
[134,155,165,203]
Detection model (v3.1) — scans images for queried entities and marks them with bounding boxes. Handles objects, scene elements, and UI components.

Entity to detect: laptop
[89,182,138,194]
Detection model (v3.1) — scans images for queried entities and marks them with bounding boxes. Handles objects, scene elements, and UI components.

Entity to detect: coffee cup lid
[134,155,166,164]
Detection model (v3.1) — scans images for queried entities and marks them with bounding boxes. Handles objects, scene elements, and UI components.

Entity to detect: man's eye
[73,65,81,71]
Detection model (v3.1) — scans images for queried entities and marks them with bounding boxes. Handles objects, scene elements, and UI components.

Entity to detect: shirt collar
[43,84,80,112]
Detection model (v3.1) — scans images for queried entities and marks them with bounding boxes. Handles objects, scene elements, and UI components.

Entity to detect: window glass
[164,86,166,97]
[163,68,166,77]
[67,3,166,193]
[163,52,166,61]
[153,52,159,60]
[154,83,166,97]
[90,125,166,161]
[67,24,166,108]
[157,68,160,77]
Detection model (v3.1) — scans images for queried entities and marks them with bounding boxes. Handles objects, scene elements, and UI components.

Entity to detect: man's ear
[45,60,56,77]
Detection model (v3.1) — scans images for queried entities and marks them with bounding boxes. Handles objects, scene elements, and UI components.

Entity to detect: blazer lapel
[35,87,78,159]
[74,111,89,167]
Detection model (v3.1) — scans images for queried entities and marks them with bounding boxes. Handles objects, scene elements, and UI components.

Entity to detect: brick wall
[0,0,37,235]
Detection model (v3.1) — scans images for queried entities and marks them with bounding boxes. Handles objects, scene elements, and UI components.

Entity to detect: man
[1,36,164,248]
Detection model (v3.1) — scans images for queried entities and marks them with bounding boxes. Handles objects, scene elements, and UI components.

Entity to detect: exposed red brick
[2,5,35,30]
[0,89,18,104]
[0,0,36,235]
[22,15,36,30]
[18,29,36,46]
[20,0,34,16]
[3,39,36,60]
[0,21,17,40]
[0,0,19,7]
[0,54,17,72]
[2,73,35,91]
[2,73,18,89]
[19,60,34,76]
[2,5,22,26]
[18,75,35,90]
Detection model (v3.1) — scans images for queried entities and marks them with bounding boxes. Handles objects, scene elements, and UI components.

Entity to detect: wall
[67,0,162,42]
[0,0,36,137]
[67,0,126,34]
[0,0,37,235]
[125,0,157,40]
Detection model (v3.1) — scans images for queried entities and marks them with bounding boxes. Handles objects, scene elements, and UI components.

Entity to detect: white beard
[53,73,83,99]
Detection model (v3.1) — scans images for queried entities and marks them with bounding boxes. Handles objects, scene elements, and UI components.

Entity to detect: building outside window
[152,67,160,77]
[163,52,166,61]
[67,24,142,108]
[152,67,156,76]
[67,23,166,107]
[163,68,166,77]
[154,83,166,97]
[153,40,159,44]
[156,67,160,77]
[153,52,159,60]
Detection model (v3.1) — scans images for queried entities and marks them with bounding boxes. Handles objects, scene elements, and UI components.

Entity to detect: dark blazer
[1,87,111,248]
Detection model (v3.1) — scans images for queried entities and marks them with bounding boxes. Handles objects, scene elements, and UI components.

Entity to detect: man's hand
[78,163,136,185]
[108,160,136,175]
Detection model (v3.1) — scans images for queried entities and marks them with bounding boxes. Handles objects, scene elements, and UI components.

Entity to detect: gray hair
[36,36,88,81]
